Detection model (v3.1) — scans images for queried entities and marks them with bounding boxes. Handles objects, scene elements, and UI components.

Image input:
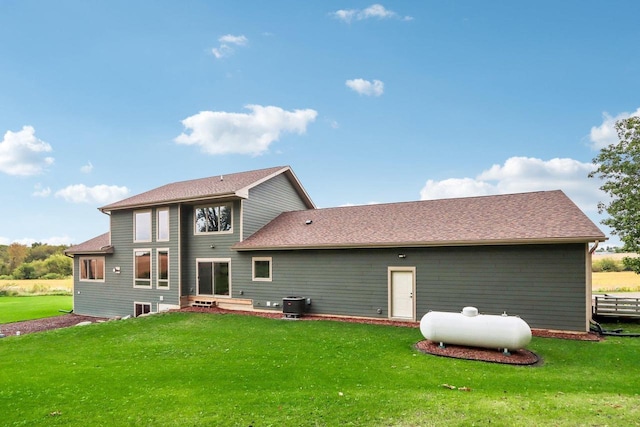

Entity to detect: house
[65,165,606,332]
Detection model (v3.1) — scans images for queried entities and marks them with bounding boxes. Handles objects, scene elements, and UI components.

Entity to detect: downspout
[586,240,599,331]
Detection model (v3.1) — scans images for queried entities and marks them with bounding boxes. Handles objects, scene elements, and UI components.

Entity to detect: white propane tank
[420,307,532,351]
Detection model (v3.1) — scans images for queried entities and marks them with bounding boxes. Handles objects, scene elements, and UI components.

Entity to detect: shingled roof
[233,190,606,250]
[99,165,314,212]
[64,232,113,255]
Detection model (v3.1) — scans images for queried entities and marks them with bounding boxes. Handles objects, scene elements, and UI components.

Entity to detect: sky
[1,1,639,248]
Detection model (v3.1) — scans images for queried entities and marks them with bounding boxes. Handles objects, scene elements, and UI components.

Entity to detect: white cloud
[175,104,318,156]
[589,107,640,150]
[332,4,412,23]
[212,34,248,59]
[32,183,51,197]
[9,236,74,246]
[346,78,384,96]
[0,126,54,176]
[55,184,129,204]
[80,161,93,173]
[219,34,248,45]
[420,156,601,213]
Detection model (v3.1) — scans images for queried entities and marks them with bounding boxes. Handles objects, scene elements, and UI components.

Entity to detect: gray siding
[234,244,588,331]
[242,173,310,240]
[73,205,181,317]
[180,200,243,297]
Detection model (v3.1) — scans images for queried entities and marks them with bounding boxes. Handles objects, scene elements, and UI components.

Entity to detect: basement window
[134,302,151,317]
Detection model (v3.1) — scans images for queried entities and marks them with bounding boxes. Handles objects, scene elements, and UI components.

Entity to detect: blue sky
[1,1,638,247]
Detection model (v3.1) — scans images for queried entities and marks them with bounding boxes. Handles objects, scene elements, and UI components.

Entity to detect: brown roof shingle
[100,166,313,211]
[64,232,112,255]
[233,190,605,250]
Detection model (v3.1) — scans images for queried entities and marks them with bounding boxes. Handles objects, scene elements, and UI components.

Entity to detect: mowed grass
[1,312,639,426]
[0,296,73,323]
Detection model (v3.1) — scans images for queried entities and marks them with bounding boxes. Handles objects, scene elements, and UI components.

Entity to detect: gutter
[99,192,242,213]
[233,237,608,252]
[589,240,600,254]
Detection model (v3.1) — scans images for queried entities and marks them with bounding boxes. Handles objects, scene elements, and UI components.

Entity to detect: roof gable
[100,166,314,212]
[234,190,606,250]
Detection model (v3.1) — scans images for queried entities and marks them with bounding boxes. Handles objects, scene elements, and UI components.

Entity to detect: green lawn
[0,313,639,426]
[0,296,73,324]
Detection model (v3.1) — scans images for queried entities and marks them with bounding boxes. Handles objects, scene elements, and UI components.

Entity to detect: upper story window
[80,257,105,282]
[157,208,170,241]
[134,210,152,242]
[195,204,232,234]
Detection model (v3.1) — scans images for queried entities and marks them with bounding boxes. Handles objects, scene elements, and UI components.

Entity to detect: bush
[41,273,66,280]
[592,258,623,272]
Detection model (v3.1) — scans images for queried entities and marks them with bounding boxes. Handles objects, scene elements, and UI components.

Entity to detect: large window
[157,208,170,241]
[195,204,232,234]
[134,249,151,288]
[157,249,169,289]
[134,210,152,242]
[252,257,272,281]
[80,257,105,282]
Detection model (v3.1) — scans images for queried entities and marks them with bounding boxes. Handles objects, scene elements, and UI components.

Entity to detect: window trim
[134,210,152,243]
[156,248,170,289]
[133,248,152,289]
[157,207,170,242]
[194,203,233,235]
[79,256,105,282]
[252,257,272,282]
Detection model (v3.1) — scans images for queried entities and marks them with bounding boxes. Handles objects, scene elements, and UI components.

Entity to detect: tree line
[0,243,72,279]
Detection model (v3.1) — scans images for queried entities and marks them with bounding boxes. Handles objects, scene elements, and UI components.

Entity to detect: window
[80,257,105,282]
[157,249,169,289]
[195,204,232,234]
[134,302,151,317]
[134,210,152,242]
[157,208,170,241]
[252,257,272,281]
[134,249,151,288]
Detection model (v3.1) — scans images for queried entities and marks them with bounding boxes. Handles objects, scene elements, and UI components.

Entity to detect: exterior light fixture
[398,254,406,259]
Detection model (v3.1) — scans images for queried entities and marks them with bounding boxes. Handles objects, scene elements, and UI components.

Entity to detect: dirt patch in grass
[414,340,541,365]
[0,314,107,337]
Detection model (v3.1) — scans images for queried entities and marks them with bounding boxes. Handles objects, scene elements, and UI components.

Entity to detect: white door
[389,269,415,320]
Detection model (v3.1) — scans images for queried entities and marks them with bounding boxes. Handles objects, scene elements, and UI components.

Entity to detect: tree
[7,243,28,272]
[589,116,640,272]
[44,254,73,277]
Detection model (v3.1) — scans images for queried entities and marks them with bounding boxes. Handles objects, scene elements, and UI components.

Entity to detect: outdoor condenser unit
[282,296,306,318]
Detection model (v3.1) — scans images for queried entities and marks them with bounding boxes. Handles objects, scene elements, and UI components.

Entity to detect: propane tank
[420,307,531,351]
